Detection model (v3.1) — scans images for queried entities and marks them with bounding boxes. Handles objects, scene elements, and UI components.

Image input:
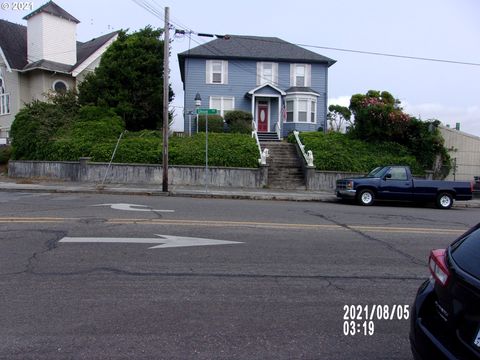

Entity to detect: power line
[296,43,480,67]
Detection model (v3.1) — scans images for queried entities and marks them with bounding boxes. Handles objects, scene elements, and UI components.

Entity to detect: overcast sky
[2,0,479,134]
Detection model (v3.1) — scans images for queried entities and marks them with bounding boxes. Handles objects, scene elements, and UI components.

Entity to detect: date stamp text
[343,304,410,336]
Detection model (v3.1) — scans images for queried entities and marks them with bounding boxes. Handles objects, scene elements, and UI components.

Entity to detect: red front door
[257,104,269,132]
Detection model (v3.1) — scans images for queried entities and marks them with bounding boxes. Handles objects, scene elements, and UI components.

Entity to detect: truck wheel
[357,189,375,206]
[436,192,453,209]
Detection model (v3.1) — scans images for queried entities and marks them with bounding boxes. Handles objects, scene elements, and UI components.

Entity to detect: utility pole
[162,7,170,192]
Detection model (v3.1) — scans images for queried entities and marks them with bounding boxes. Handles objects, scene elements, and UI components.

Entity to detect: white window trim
[0,93,10,116]
[284,95,317,123]
[0,69,10,116]
[256,62,279,86]
[290,63,312,87]
[206,60,228,85]
[209,96,235,117]
[52,80,69,92]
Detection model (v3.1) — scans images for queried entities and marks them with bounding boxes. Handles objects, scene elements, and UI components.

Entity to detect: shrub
[170,133,258,168]
[43,106,125,161]
[10,100,77,160]
[90,137,161,163]
[290,132,423,174]
[224,110,252,134]
[197,115,224,133]
[11,100,258,168]
[0,146,11,164]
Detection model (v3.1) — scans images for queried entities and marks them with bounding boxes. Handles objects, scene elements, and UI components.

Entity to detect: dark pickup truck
[335,165,473,209]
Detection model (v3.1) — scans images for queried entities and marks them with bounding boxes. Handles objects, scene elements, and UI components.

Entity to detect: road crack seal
[25,230,67,275]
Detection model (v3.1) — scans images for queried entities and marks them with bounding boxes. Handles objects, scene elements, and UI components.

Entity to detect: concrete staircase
[257,132,280,142]
[260,141,305,189]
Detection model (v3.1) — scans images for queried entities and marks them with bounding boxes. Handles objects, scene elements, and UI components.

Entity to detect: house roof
[75,31,119,68]
[247,83,286,96]
[0,19,117,72]
[22,59,73,74]
[178,35,336,81]
[0,20,28,69]
[285,87,320,95]
[23,1,80,23]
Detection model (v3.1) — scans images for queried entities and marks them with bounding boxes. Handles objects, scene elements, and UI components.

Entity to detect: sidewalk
[0,175,479,207]
[0,176,337,202]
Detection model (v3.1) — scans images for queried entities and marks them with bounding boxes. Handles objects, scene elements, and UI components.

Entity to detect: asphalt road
[0,192,479,359]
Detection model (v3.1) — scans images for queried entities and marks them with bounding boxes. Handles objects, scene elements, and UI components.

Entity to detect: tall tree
[78,27,174,131]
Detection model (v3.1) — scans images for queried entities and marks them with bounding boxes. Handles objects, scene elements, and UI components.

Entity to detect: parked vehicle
[335,166,473,209]
[410,223,480,359]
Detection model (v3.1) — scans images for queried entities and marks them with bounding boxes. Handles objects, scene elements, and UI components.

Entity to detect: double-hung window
[206,60,228,84]
[256,62,278,86]
[286,101,294,123]
[0,70,10,116]
[290,64,312,87]
[298,100,308,122]
[210,96,234,116]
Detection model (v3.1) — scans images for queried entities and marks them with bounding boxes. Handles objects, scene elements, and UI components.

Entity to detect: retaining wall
[8,159,269,188]
[8,159,366,191]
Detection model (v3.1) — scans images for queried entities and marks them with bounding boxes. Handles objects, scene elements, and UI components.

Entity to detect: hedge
[224,110,252,134]
[197,115,224,133]
[10,101,259,167]
[290,132,423,174]
[169,133,258,168]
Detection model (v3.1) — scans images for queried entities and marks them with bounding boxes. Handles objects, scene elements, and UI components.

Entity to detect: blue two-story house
[178,35,336,139]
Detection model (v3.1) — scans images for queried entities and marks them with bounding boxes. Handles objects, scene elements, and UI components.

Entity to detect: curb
[0,182,479,207]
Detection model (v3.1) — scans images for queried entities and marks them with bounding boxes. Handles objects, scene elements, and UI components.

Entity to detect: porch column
[277,96,282,137]
[251,95,256,131]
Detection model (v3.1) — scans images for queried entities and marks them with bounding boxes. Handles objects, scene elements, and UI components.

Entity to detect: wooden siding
[27,12,77,65]
[183,58,329,136]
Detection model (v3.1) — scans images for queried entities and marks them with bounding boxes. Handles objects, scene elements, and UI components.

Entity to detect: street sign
[196,108,217,115]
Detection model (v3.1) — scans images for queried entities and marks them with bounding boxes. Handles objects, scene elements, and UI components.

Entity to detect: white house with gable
[0,1,118,142]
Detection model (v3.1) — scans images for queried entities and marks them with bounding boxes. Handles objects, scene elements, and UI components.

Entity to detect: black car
[410,224,480,359]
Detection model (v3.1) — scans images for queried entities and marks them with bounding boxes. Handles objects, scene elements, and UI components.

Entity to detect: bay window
[286,100,294,122]
[284,96,317,123]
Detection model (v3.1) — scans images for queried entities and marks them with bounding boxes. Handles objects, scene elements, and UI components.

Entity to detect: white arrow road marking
[59,235,243,250]
[92,203,175,213]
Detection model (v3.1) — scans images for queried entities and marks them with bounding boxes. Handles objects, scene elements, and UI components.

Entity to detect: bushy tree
[78,27,174,131]
[349,90,409,142]
[10,91,79,160]
[348,90,450,177]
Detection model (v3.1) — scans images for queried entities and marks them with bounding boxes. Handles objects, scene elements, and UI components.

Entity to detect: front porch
[247,83,286,140]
